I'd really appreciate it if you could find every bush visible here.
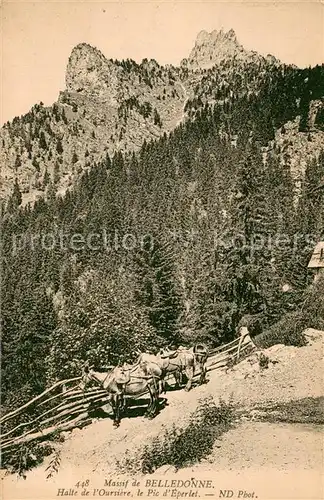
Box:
[301,276,324,330]
[237,314,264,336]
[120,397,234,474]
[254,311,307,348]
[255,277,324,349]
[2,440,58,478]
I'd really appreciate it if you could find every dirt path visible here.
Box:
[57,330,323,474]
[174,82,189,127]
[3,330,324,498]
[188,421,323,471]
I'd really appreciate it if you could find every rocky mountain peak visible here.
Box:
[196,28,239,46]
[184,28,252,69]
[69,42,106,61]
[65,42,120,100]
[1,29,320,208]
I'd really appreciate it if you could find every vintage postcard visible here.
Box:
[1,0,323,499]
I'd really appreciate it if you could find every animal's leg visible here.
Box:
[110,394,116,414]
[196,359,205,384]
[144,385,153,417]
[199,365,204,384]
[200,363,207,384]
[112,394,121,427]
[158,378,166,394]
[120,394,127,414]
[145,386,154,418]
[184,366,194,391]
[148,386,159,419]
[179,369,185,387]
[174,371,181,389]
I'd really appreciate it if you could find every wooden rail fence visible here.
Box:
[0,333,256,454]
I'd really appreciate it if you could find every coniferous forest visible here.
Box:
[2,56,324,415]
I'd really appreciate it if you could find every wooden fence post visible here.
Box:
[236,327,256,362]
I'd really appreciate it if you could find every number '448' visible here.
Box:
[75,480,89,488]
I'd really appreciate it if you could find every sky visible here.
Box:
[1,0,323,125]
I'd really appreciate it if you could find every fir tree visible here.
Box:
[8,178,22,210]
[56,138,63,154]
[39,131,47,149]
[72,152,78,164]
[133,234,182,343]
[43,168,50,187]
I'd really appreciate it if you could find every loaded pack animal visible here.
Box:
[157,343,209,391]
[192,343,209,385]
[135,352,170,394]
[79,361,161,428]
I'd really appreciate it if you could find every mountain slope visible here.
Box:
[3,29,323,205]
[2,31,324,476]
[0,45,186,204]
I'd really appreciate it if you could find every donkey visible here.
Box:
[79,362,160,428]
[135,352,171,394]
[157,347,196,391]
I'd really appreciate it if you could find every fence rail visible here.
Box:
[0,333,256,452]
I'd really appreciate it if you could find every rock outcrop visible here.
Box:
[182,28,269,69]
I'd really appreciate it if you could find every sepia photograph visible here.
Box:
[1,0,323,499]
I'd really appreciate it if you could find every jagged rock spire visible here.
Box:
[183,28,249,69]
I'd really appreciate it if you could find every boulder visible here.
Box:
[154,465,177,475]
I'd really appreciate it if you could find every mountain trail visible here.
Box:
[3,329,323,493]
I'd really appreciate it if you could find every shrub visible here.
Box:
[301,276,324,330]
[121,397,234,474]
[237,314,264,336]
[2,440,58,478]
[255,277,324,349]
[254,311,307,348]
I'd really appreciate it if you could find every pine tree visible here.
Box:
[133,234,182,344]
[153,108,162,127]
[315,106,324,130]
[53,162,60,184]
[43,168,50,187]
[222,144,271,326]
[2,279,56,402]
[46,269,158,380]
[56,138,63,154]
[39,131,47,149]
[299,154,324,235]
[8,178,22,210]
[62,108,68,124]
[14,155,21,171]
[46,181,57,205]
[289,154,324,292]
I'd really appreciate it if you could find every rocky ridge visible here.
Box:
[0,44,187,204]
[1,30,323,205]
[182,28,268,69]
